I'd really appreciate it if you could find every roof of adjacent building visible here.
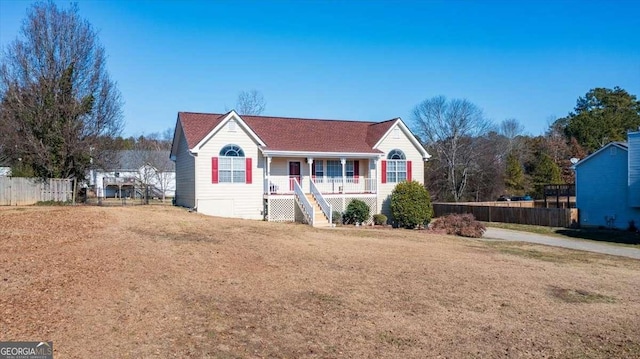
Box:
[108,150,174,171]
[573,141,628,169]
[176,112,402,154]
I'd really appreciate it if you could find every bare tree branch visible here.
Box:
[235,89,266,115]
[412,96,494,202]
[0,2,123,180]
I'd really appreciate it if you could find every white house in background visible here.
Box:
[0,167,11,176]
[89,150,176,199]
[170,110,430,226]
[574,131,640,229]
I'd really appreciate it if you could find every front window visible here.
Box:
[219,145,245,183]
[387,149,406,183]
[314,160,324,182]
[346,161,354,177]
[324,160,355,178]
[326,160,342,178]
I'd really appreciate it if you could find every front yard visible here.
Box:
[1,206,639,358]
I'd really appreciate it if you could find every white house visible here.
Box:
[90,150,176,199]
[574,132,640,229]
[170,111,430,226]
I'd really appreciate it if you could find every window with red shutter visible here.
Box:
[211,157,219,184]
[245,158,252,184]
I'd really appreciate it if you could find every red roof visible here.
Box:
[177,112,398,154]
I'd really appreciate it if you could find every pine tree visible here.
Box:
[504,152,524,194]
[532,154,562,198]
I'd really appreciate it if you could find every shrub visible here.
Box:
[430,213,486,238]
[373,214,388,226]
[332,210,342,225]
[390,181,432,228]
[343,199,370,225]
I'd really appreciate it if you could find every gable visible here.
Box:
[373,120,430,160]
[574,142,628,169]
[191,112,265,154]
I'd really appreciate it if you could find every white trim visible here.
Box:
[170,115,184,161]
[373,118,431,161]
[261,149,382,158]
[191,111,266,153]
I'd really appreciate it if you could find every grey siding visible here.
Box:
[174,130,196,208]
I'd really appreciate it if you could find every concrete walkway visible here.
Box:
[483,227,640,260]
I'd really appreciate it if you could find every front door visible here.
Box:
[289,161,301,191]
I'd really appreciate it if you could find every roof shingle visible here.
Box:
[178,112,397,154]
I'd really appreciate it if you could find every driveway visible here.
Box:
[483,227,640,260]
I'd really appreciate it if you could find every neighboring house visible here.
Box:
[0,167,10,176]
[574,132,640,229]
[90,150,176,199]
[170,110,430,226]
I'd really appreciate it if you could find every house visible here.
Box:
[574,132,640,229]
[89,150,176,200]
[170,110,430,226]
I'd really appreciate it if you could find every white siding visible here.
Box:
[576,144,640,229]
[374,123,426,218]
[174,130,196,208]
[195,121,265,219]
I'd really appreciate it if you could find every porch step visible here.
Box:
[305,194,331,227]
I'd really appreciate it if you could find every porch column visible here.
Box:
[371,159,377,193]
[307,157,313,192]
[266,156,272,221]
[341,158,346,210]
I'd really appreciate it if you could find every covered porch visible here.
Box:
[262,156,379,196]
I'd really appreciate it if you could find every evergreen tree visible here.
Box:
[531,154,562,198]
[504,152,524,194]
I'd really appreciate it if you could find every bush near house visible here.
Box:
[373,214,388,226]
[431,213,486,238]
[390,181,432,228]
[332,210,342,225]
[343,199,370,225]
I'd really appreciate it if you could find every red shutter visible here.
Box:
[311,161,316,180]
[245,158,252,184]
[381,160,387,184]
[353,160,359,184]
[407,160,412,182]
[211,157,219,184]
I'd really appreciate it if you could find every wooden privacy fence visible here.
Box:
[0,177,74,206]
[433,203,579,228]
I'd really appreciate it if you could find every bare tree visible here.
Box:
[130,133,174,202]
[412,96,493,202]
[235,90,266,115]
[499,118,525,155]
[0,2,123,180]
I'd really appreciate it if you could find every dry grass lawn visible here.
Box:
[1,205,639,358]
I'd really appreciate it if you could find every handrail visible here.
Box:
[310,178,332,225]
[293,178,314,225]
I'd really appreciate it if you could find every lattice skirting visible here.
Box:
[268,196,377,223]
[268,197,295,222]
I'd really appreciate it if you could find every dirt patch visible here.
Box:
[549,286,617,303]
[1,205,639,358]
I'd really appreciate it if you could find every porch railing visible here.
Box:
[312,177,376,194]
[293,178,314,225]
[264,176,296,194]
[310,179,332,225]
[264,176,376,195]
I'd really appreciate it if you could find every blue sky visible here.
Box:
[1,0,638,137]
